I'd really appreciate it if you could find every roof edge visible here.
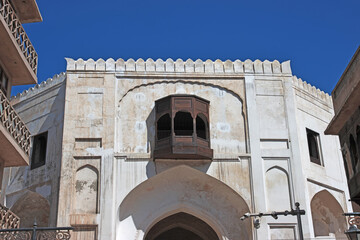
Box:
[65,57,292,75]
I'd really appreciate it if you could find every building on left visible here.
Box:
[0,0,41,228]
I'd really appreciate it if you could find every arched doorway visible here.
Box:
[118,165,251,240]
[145,212,219,240]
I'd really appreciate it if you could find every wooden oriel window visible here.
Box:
[154,95,213,159]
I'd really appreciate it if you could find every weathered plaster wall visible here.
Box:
[59,58,351,240]
[115,80,247,157]
[56,70,116,240]
[293,76,352,239]
[2,57,351,240]
[2,73,66,227]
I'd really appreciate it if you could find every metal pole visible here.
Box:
[295,202,304,240]
[32,220,37,240]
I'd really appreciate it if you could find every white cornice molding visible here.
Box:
[65,57,292,75]
[11,72,66,102]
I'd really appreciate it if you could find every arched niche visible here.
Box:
[265,167,291,211]
[311,190,347,238]
[11,191,50,227]
[118,165,251,240]
[74,165,99,214]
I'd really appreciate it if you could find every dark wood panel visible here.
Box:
[174,98,192,110]
[154,94,213,160]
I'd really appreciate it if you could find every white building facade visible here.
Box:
[2,58,352,239]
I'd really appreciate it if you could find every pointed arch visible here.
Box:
[310,190,346,238]
[11,191,50,227]
[117,165,252,240]
[145,212,219,240]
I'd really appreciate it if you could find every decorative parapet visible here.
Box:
[292,76,332,104]
[0,204,20,229]
[11,72,66,102]
[66,58,292,75]
[0,89,30,156]
[0,0,38,75]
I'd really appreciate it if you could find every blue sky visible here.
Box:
[12,0,360,95]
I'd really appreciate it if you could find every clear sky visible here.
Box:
[12,0,360,95]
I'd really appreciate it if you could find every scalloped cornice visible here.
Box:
[11,72,66,102]
[65,58,292,75]
[292,76,332,104]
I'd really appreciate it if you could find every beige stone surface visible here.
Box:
[2,57,351,240]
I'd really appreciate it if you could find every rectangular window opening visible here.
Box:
[0,65,9,96]
[306,128,323,166]
[31,131,48,170]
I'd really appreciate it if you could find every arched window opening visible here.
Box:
[307,129,321,165]
[174,111,193,136]
[157,114,171,140]
[350,134,358,171]
[196,114,208,140]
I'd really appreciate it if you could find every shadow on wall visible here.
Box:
[311,190,347,239]
[118,165,252,240]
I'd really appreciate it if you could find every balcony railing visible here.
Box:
[0,89,31,156]
[0,204,20,229]
[0,0,38,75]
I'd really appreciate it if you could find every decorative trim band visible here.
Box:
[65,58,292,75]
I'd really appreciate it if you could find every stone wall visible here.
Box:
[2,73,66,227]
[2,57,351,240]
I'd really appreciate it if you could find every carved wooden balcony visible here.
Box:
[0,203,20,229]
[0,0,38,85]
[154,95,213,160]
[0,89,30,167]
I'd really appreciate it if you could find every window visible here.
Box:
[31,132,48,169]
[350,134,358,172]
[174,111,193,136]
[154,95,213,159]
[157,114,171,140]
[0,66,9,96]
[357,126,360,160]
[196,114,208,140]
[306,128,322,165]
